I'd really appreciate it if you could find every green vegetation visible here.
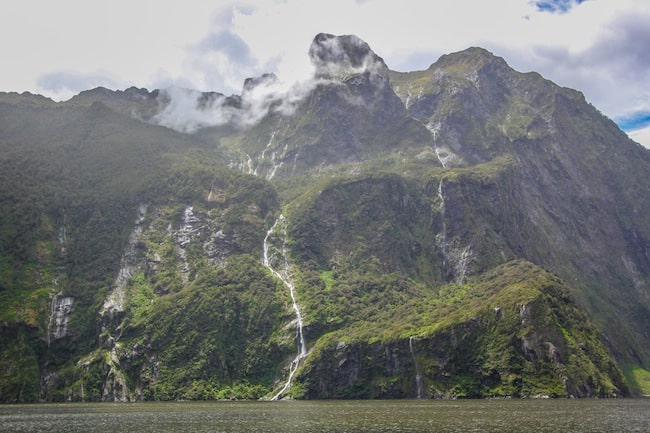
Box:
[118,254,288,400]
[0,326,40,402]
[624,366,650,396]
[0,95,285,401]
[297,261,627,398]
[1,41,649,401]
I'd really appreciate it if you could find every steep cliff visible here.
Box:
[1,34,648,401]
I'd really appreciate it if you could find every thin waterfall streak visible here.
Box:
[263,214,307,399]
[409,336,424,399]
[46,293,57,347]
[438,178,447,272]
[282,239,307,358]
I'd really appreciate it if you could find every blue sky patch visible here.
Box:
[615,112,650,132]
[535,0,587,14]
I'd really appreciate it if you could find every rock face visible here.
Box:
[0,34,648,401]
[227,34,434,180]
[389,47,650,365]
[309,33,390,80]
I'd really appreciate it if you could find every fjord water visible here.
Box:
[1,399,648,433]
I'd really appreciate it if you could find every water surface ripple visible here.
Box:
[1,399,648,433]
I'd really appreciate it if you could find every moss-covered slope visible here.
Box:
[297,261,628,399]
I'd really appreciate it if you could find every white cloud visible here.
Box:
[220,0,650,122]
[1,0,217,99]
[152,73,322,133]
[498,0,650,119]
[152,87,236,133]
[628,127,650,149]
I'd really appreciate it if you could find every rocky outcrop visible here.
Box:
[309,33,390,82]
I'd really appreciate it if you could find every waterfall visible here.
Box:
[263,214,307,400]
[437,178,447,273]
[265,143,289,181]
[409,336,424,399]
[58,225,67,255]
[245,153,256,175]
[176,206,201,284]
[422,121,462,168]
[436,177,472,284]
[46,293,74,346]
[260,131,277,162]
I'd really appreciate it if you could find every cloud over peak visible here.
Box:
[152,69,317,133]
[152,33,396,134]
[3,1,648,146]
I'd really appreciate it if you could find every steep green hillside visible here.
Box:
[1,34,648,401]
[390,48,650,370]
[0,94,285,401]
[297,260,627,398]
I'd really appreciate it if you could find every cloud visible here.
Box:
[184,30,261,94]
[212,1,256,26]
[153,32,392,133]
[628,126,650,149]
[152,87,238,133]
[172,3,280,96]
[592,12,650,81]
[491,2,650,120]
[2,0,648,136]
[197,31,255,66]
[152,73,321,133]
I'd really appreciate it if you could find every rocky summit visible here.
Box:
[309,33,390,80]
[1,34,649,402]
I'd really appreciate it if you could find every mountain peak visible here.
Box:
[242,73,278,94]
[309,33,389,79]
[0,91,55,107]
[430,46,510,73]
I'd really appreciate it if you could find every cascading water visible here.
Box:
[436,177,472,284]
[409,336,425,399]
[176,206,201,284]
[46,293,74,346]
[423,121,463,168]
[263,214,307,400]
[437,178,447,272]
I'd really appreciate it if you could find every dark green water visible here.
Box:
[1,399,648,432]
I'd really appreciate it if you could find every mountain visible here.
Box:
[1,33,649,402]
[389,46,650,357]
